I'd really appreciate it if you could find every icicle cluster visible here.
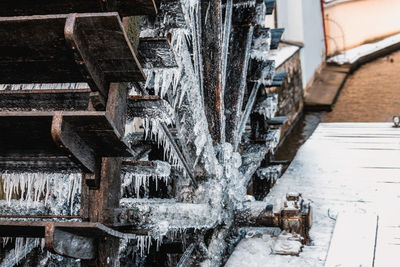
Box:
[143,68,181,100]
[265,129,281,151]
[257,165,282,181]
[143,119,186,174]
[1,237,45,266]
[254,94,278,119]
[1,172,81,215]
[122,161,171,198]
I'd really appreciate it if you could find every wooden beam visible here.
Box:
[51,112,97,173]
[0,111,132,173]
[0,13,145,98]
[0,89,91,111]
[267,116,290,126]
[201,0,223,144]
[270,28,284,50]
[45,225,96,260]
[224,22,254,143]
[127,95,174,123]
[0,0,158,16]
[138,38,178,69]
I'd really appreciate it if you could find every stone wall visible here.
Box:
[267,49,304,138]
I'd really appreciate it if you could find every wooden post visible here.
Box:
[201,0,223,144]
[81,83,127,266]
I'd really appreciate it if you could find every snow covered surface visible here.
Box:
[226,123,400,266]
[265,45,299,68]
[328,33,400,65]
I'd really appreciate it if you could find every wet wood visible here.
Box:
[127,95,174,123]
[45,225,96,260]
[0,111,132,173]
[138,38,178,68]
[0,13,144,99]
[0,0,157,16]
[269,72,287,87]
[201,0,223,144]
[0,89,91,111]
[267,116,290,126]
[270,28,284,50]
[225,21,254,144]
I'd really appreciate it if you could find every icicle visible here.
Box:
[1,172,81,214]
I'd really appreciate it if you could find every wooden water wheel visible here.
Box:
[0,0,311,266]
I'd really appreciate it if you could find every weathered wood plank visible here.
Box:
[0,111,132,173]
[0,13,144,98]
[127,95,174,123]
[270,28,284,50]
[138,38,178,68]
[0,89,91,111]
[0,0,157,16]
[202,0,223,144]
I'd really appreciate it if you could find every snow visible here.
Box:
[265,45,300,68]
[227,123,400,266]
[328,33,400,65]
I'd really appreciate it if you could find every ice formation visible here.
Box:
[1,172,81,215]
[121,160,171,198]
[254,94,278,119]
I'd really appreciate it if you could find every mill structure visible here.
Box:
[0,0,312,266]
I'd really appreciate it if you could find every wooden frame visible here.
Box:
[0,0,158,16]
[0,13,145,100]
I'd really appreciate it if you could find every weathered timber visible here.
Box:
[270,28,284,50]
[138,38,178,68]
[0,111,132,173]
[127,95,174,123]
[248,58,275,83]
[268,72,287,87]
[225,5,254,144]
[202,0,223,144]
[264,0,276,15]
[0,0,157,16]
[232,0,269,26]
[0,157,79,173]
[267,116,290,126]
[0,13,144,99]
[46,226,96,260]
[81,157,124,265]
[138,0,186,38]
[0,89,91,111]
